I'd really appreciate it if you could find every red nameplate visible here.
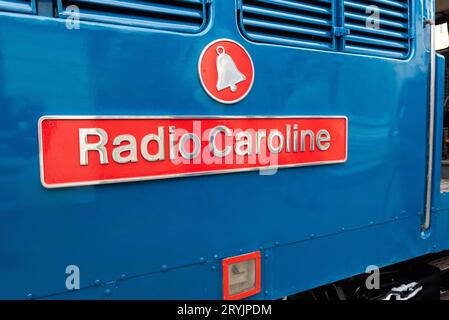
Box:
[38,116,347,188]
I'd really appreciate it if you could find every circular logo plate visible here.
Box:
[198,39,254,104]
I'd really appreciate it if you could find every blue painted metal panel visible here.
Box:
[0,0,446,299]
[268,215,435,299]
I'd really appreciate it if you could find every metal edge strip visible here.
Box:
[423,20,436,231]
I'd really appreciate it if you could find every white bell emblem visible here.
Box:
[216,46,246,92]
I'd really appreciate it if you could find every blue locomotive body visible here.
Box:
[0,0,447,299]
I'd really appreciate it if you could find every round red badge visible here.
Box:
[198,39,254,104]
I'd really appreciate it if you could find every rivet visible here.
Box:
[120,274,126,280]
[265,254,269,259]
[94,280,101,286]
[104,289,111,296]
[199,257,205,264]
[239,249,244,253]
[26,293,33,300]
[214,254,219,260]
[370,221,374,226]
[395,216,399,220]
[310,234,315,238]
[259,246,264,251]
[341,227,345,232]
[161,264,168,272]
[211,265,216,271]
[274,241,280,247]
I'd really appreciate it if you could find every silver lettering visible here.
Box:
[316,129,331,151]
[293,124,298,152]
[300,130,315,152]
[235,131,253,156]
[112,134,138,163]
[179,133,201,159]
[169,126,176,160]
[141,127,165,162]
[256,130,266,155]
[268,130,284,154]
[210,126,232,158]
[79,128,109,166]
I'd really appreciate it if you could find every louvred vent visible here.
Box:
[58,0,209,33]
[239,0,336,50]
[239,0,411,59]
[342,0,411,59]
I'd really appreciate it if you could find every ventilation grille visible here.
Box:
[58,0,208,33]
[0,0,36,13]
[239,0,336,50]
[342,0,411,59]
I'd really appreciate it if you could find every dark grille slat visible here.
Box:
[345,22,409,39]
[345,11,408,30]
[345,0,408,20]
[243,17,333,38]
[242,4,333,28]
